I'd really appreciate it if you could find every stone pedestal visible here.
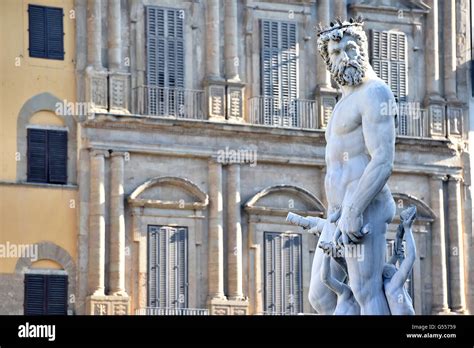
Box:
[207,297,249,315]
[425,97,446,139]
[109,72,131,114]
[85,68,108,113]
[315,87,339,128]
[86,295,130,315]
[226,82,245,121]
[206,80,227,121]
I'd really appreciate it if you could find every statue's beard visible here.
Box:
[329,56,367,86]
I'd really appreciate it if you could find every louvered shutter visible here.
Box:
[45,7,64,60]
[28,5,47,58]
[176,227,188,309]
[261,20,298,127]
[27,129,48,183]
[28,5,64,60]
[46,275,68,315]
[264,232,302,314]
[148,226,188,309]
[371,30,407,100]
[48,130,68,184]
[24,274,68,315]
[24,274,46,315]
[148,227,158,307]
[146,7,185,116]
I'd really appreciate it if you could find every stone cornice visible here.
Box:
[87,141,462,176]
[350,3,430,15]
[83,114,460,153]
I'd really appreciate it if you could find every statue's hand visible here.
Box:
[338,205,364,244]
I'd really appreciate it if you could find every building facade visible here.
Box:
[0,0,473,315]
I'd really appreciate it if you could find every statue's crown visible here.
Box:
[316,16,364,37]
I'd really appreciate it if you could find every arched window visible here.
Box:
[16,93,77,185]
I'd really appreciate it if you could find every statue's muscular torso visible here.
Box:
[324,78,393,217]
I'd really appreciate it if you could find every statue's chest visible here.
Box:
[326,94,362,137]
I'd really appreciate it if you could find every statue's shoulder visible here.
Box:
[362,78,395,101]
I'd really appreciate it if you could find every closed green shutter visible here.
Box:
[24,274,46,315]
[46,275,68,315]
[28,5,64,60]
[260,20,298,127]
[24,274,68,315]
[264,232,302,314]
[148,226,188,309]
[27,129,48,183]
[371,30,407,100]
[27,129,67,184]
[48,130,68,184]
[28,5,47,58]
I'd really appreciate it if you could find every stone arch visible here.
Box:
[392,192,436,222]
[16,92,77,183]
[128,176,209,209]
[15,241,76,312]
[244,184,326,216]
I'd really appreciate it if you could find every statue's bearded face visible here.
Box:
[327,34,367,86]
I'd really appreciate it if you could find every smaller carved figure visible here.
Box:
[382,205,417,315]
[319,241,360,315]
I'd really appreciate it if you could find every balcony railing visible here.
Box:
[249,96,318,129]
[134,85,205,120]
[397,102,429,138]
[135,307,209,316]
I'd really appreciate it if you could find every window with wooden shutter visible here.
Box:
[260,20,298,127]
[264,232,303,314]
[28,5,64,60]
[146,7,185,116]
[148,226,188,309]
[24,274,68,315]
[371,30,407,100]
[27,128,68,184]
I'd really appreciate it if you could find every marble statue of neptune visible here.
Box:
[307,17,398,315]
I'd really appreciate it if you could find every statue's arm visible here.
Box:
[344,83,396,217]
[390,224,416,288]
[388,225,405,265]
